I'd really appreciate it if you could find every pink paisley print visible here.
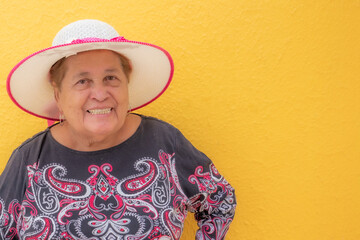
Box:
[0,150,235,239]
[189,164,236,239]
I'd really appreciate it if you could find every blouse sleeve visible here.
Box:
[174,129,236,240]
[0,148,28,239]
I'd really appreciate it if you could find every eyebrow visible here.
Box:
[104,68,121,74]
[73,68,121,78]
[74,72,90,78]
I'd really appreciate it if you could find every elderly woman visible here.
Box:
[0,20,236,239]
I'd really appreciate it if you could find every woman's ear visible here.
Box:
[53,87,64,116]
[53,87,60,102]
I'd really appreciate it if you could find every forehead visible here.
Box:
[64,50,123,70]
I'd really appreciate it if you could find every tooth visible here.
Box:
[88,108,111,114]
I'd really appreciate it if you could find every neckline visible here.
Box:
[47,114,144,154]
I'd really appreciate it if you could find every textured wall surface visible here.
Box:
[0,0,359,239]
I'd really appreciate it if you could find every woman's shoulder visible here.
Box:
[16,128,50,153]
[3,128,50,169]
[139,114,180,134]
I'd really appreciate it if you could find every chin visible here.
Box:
[83,121,121,136]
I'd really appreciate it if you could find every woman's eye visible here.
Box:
[105,76,118,81]
[77,79,88,85]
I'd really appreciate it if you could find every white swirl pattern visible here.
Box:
[0,150,236,239]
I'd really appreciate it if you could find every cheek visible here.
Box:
[114,87,129,104]
[57,92,86,113]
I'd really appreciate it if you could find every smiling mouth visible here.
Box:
[87,108,112,115]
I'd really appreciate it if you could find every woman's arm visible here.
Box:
[188,163,236,240]
[0,148,27,239]
[174,129,236,240]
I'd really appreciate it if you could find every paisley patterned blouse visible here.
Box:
[0,115,236,239]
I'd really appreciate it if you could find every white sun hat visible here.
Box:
[7,19,174,120]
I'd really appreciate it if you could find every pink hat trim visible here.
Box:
[7,38,174,121]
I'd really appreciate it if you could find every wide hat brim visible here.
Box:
[7,39,174,120]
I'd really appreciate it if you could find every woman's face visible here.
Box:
[54,50,129,138]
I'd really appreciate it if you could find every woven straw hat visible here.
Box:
[7,19,174,120]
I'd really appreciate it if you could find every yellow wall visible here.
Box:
[0,0,359,239]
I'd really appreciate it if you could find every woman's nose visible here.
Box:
[90,83,109,101]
